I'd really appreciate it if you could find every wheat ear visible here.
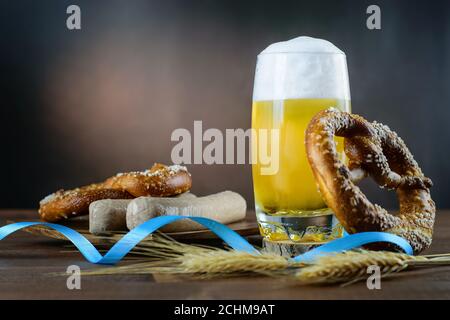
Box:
[296,250,427,285]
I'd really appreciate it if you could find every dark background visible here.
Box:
[1,0,449,210]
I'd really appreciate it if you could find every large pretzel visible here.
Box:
[305,108,435,254]
[39,163,192,222]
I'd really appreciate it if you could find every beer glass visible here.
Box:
[252,36,351,243]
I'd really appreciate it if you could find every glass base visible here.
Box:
[262,238,321,258]
[256,208,344,243]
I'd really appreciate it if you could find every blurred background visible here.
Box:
[1,0,449,209]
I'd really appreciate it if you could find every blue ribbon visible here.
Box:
[0,216,413,265]
[292,232,413,263]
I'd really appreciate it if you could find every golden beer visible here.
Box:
[252,37,351,243]
[252,99,350,241]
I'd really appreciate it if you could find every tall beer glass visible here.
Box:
[252,36,351,243]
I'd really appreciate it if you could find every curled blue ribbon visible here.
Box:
[292,232,413,263]
[0,216,413,265]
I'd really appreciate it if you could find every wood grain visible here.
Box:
[0,209,449,299]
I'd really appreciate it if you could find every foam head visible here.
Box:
[253,36,350,101]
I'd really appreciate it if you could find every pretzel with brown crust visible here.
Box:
[39,163,192,222]
[305,108,435,254]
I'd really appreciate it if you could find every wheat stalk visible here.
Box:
[295,250,428,285]
[30,223,450,285]
[84,244,450,286]
[83,236,294,277]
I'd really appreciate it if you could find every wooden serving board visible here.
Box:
[9,211,259,244]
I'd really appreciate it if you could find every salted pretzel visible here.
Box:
[39,163,192,222]
[305,108,435,254]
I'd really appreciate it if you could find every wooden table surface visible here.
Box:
[0,209,449,300]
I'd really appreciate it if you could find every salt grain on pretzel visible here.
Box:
[305,108,435,254]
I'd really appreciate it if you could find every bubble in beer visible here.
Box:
[253,36,350,101]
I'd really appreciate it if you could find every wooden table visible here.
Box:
[0,209,449,300]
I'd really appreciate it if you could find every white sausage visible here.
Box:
[126,191,246,232]
[89,199,131,235]
[88,192,196,235]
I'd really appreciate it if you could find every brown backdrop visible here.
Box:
[1,0,449,210]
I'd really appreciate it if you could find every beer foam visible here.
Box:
[253,36,350,101]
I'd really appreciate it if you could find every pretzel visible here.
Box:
[305,108,435,254]
[39,163,192,222]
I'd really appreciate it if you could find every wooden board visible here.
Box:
[8,211,259,243]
